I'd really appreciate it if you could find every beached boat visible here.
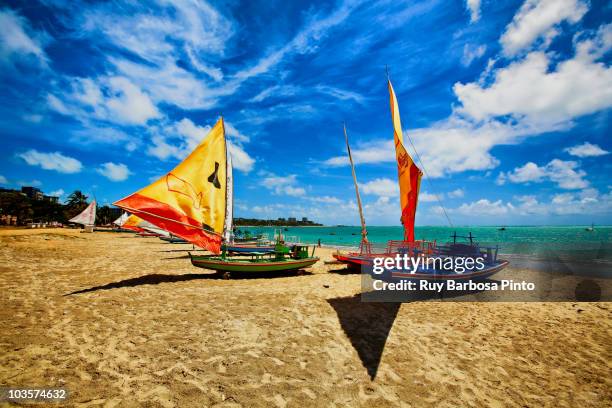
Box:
[190,244,318,276]
[334,77,508,280]
[69,199,96,233]
[114,118,318,274]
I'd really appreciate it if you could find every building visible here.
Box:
[43,195,59,203]
[288,217,296,222]
[21,186,44,200]
[302,217,308,222]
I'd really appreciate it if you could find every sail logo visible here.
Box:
[166,173,204,210]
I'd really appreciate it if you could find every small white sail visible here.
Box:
[113,212,129,226]
[139,221,171,237]
[69,200,96,226]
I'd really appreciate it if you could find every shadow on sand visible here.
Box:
[65,270,313,296]
[327,295,400,380]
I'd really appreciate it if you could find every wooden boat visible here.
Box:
[190,245,318,276]
[115,118,317,276]
[335,78,508,279]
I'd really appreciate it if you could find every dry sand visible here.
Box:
[0,228,610,407]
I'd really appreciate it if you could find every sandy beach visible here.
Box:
[0,228,610,407]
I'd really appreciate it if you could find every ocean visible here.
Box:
[240,225,612,261]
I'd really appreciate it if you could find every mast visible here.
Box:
[222,117,234,244]
[344,123,370,254]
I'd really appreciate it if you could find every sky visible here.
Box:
[0,0,611,226]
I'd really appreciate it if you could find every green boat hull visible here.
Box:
[190,255,319,273]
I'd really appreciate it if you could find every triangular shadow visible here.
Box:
[327,295,400,380]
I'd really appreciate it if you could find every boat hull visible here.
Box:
[160,236,188,243]
[389,260,509,282]
[226,245,275,253]
[190,255,319,273]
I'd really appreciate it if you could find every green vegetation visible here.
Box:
[234,217,322,226]
[0,189,119,225]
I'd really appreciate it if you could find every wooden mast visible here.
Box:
[344,123,371,254]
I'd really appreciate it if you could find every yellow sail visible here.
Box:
[388,80,422,242]
[114,118,228,253]
[121,214,144,231]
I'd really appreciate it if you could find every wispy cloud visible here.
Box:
[19,150,82,174]
[0,9,48,67]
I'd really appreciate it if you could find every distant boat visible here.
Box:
[498,226,506,231]
[585,223,594,232]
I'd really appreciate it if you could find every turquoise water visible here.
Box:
[240,225,612,257]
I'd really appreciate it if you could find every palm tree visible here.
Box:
[65,190,89,220]
[66,190,88,208]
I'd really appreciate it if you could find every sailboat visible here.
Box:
[69,200,96,232]
[585,223,594,232]
[113,118,318,275]
[335,77,508,281]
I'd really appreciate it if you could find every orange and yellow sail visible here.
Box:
[114,118,228,253]
[121,214,145,232]
[388,80,422,242]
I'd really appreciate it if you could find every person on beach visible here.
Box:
[318,239,321,247]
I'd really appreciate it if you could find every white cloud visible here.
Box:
[111,57,236,110]
[420,191,441,202]
[48,188,65,197]
[78,0,233,65]
[48,76,161,126]
[454,199,513,216]
[500,0,588,56]
[234,0,357,81]
[308,195,342,204]
[105,77,160,125]
[448,188,465,198]
[565,142,609,158]
[315,85,365,104]
[147,135,181,161]
[228,142,255,173]
[0,175,7,184]
[360,178,398,197]
[454,37,612,126]
[249,85,299,103]
[162,118,255,173]
[461,44,486,66]
[261,173,305,196]
[0,9,47,65]
[96,162,131,181]
[19,150,82,174]
[499,159,589,189]
[465,0,481,23]
[451,188,612,218]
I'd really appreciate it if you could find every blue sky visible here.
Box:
[0,0,611,226]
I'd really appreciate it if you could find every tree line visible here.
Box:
[0,190,118,225]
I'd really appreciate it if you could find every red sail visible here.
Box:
[388,80,422,242]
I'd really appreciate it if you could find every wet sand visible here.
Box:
[0,228,610,407]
